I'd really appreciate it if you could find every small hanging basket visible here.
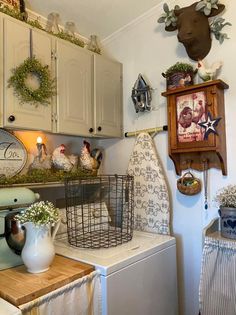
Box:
[177,171,201,196]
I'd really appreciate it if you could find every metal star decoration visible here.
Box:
[198,112,221,140]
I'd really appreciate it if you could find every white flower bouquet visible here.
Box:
[15,201,60,226]
[214,185,236,208]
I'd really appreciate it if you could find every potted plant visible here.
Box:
[162,62,197,90]
[15,201,60,273]
[214,185,236,239]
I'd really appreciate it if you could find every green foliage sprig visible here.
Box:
[15,201,60,226]
[163,62,195,77]
[27,19,44,30]
[195,0,219,16]
[54,31,85,48]
[214,185,236,208]
[157,3,180,28]
[210,17,232,44]
[8,56,55,105]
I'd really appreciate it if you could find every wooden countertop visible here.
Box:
[0,254,94,306]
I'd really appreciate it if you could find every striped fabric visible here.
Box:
[199,236,236,315]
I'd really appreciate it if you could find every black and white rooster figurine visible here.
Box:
[52,144,78,172]
[197,60,223,82]
[80,140,103,173]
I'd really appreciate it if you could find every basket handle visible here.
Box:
[181,171,195,185]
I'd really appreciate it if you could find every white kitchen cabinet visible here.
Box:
[94,55,123,137]
[55,40,93,136]
[1,13,123,138]
[56,43,123,138]
[3,17,53,131]
[0,14,3,128]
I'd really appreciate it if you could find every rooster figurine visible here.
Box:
[197,60,223,82]
[80,140,103,172]
[52,144,78,172]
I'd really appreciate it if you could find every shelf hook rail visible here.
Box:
[124,125,168,138]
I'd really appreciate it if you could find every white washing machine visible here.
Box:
[55,231,178,315]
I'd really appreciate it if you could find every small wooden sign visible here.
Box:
[0,129,27,178]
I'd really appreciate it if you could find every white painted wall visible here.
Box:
[98,0,236,314]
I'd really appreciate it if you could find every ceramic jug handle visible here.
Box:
[52,220,60,241]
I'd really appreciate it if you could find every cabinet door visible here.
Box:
[94,55,123,137]
[0,15,3,127]
[3,18,52,131]
[56,40,93,136]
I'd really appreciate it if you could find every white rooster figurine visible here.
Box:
[197,60,223,82]
[80,140,103,173]
[52,144,78,172]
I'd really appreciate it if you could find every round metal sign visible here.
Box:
[0,129,27,178]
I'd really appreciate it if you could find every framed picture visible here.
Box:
[0,0,19,8]
[177,91,206,143]
[166,85,216,151]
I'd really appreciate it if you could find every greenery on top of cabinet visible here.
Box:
[54,31,85,48]
[0,4,85,48]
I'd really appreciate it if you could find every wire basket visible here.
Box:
[64,175,134,248]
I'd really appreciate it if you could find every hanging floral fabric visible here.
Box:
[127,132,170,234]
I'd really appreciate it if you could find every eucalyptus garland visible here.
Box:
[8,56,56,105]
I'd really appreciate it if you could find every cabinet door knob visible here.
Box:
[97,126,102,131]
[8,115,15,122]
[89,128,94,133]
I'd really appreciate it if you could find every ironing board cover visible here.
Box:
[127,132,170,234]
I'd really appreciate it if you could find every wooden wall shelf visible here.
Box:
[162,80,229,175]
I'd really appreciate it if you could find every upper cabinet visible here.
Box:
[0,13,123,138]
[3,17,53,131]
[94,55,123,137]
[0,14,3,128]
[56,40,93,136]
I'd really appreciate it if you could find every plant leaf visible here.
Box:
[163,3,169,13]
[195,2,206,11]
[219,35,224,44]
[212,4,218,10]
[204,7,211,15]
[157,16,166,23]
[223,22,232,27]
[216,17,224,23]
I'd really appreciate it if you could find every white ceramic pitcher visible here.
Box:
[21,220,60,273]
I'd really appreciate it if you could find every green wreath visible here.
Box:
[8,56,56,105]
